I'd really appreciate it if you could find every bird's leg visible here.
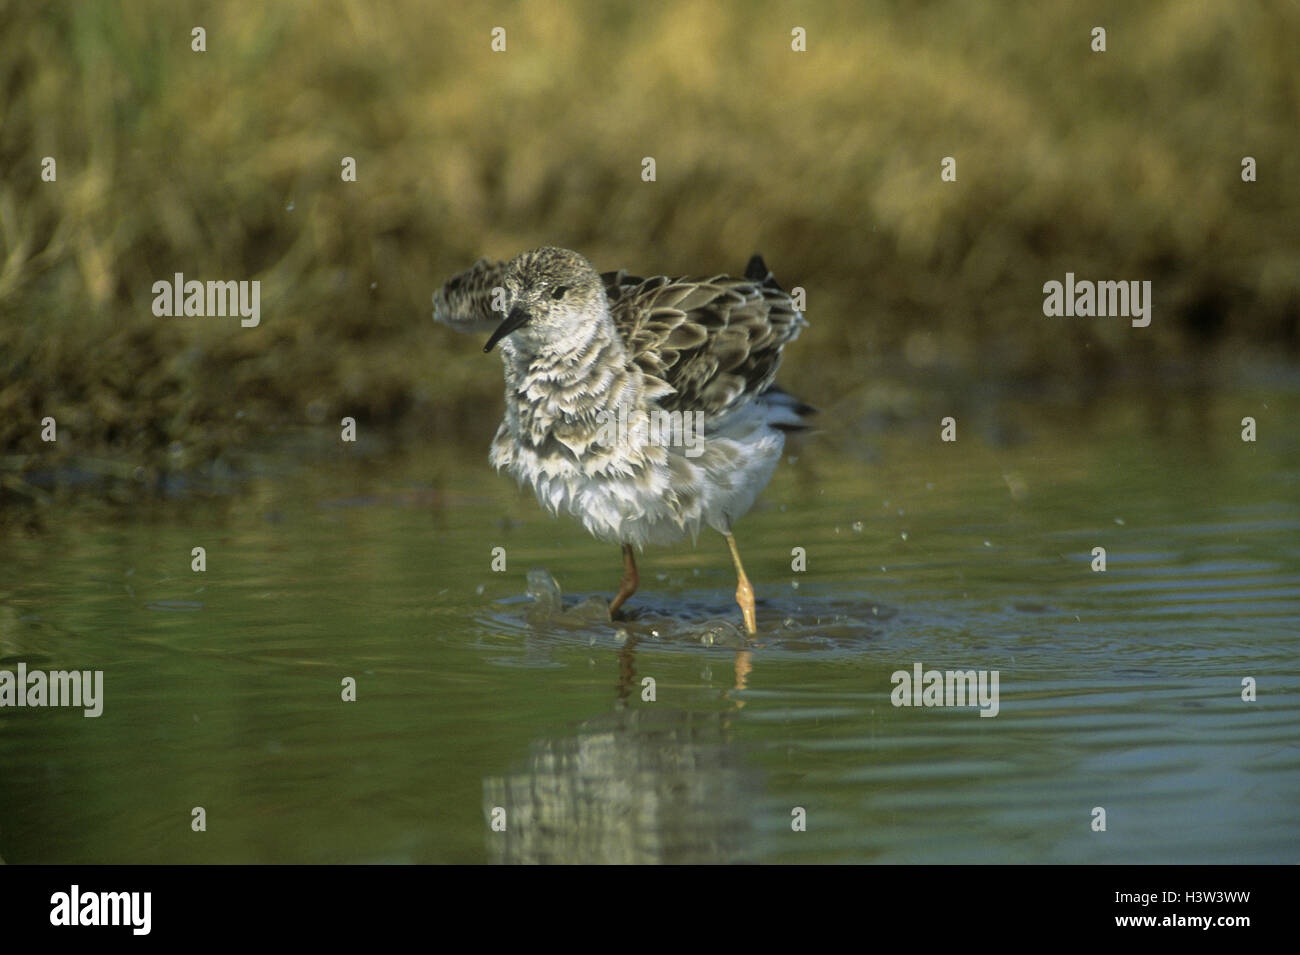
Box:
[725,533,758,635]
[608,543,639,619]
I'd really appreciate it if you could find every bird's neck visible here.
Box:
[500,315,642,436]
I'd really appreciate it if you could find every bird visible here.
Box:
[433,246,812,635]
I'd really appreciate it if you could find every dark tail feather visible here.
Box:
[744,253,785,292]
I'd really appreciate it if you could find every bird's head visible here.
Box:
[483,247,608,355]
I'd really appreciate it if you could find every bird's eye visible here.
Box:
[551,285,568,300]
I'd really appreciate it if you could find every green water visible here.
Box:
[1,383,1297,863]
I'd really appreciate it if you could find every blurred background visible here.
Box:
[2,0,1297,505]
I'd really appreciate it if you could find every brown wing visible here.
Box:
[604,255,806,420]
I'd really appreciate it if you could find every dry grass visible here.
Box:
[1,0,1297,497]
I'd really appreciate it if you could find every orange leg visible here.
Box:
[608,544,639,618]
[725,533,758,635]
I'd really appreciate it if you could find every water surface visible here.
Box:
[1,383,1297,863]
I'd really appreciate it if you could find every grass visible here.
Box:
[1,0,1296,508]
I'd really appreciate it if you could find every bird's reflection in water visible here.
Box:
[483,639,760,864]
[613,633,753,708]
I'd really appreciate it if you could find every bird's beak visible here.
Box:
[483,305,531,353]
